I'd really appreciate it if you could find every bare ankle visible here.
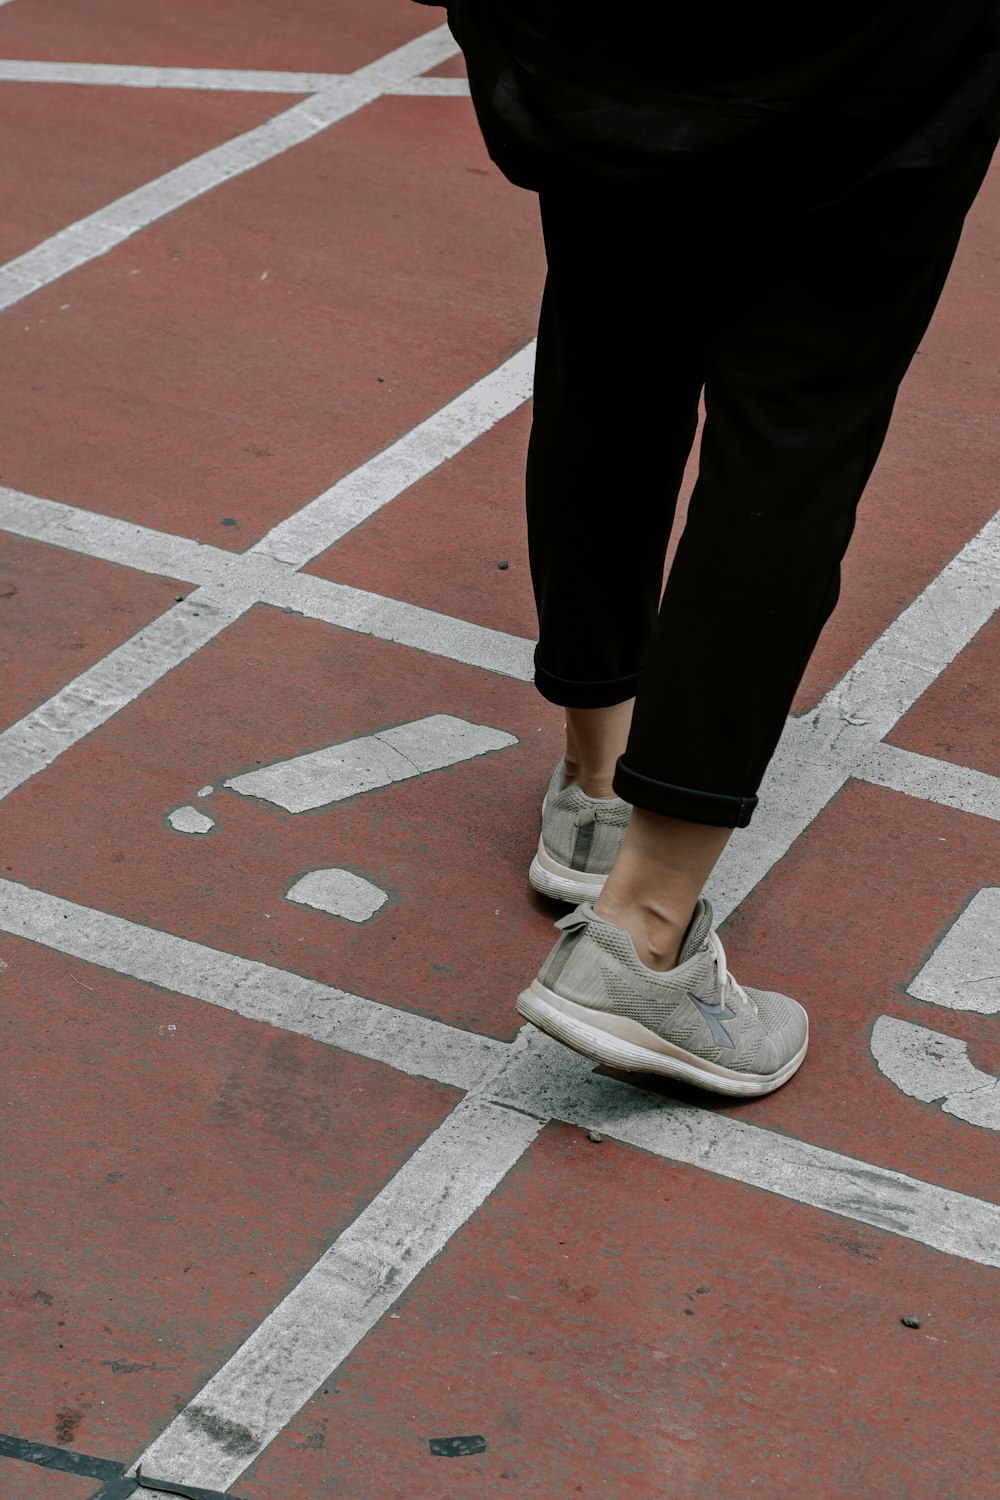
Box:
[592,894,687,972]
[563,758,618,800]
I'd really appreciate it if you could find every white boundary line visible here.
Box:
[0,879,503,1091]
[0,59,470,95]
[857,742,1000,823]
[131,1098,543,1491]
[251,341,535,565]
[0,24,459,312]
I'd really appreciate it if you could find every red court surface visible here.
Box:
[1,5,998,1499]
[0,535,183,732]
[0,83,298,265]
[2,938,459,1464]
[0,95,543,547]
[237,1127,1000,1500]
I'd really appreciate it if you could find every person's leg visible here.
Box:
[525,190,705,902]
[615,130,997,827]
[527,191,704,715]
[519,131,995,1092]
[563,700,635,799]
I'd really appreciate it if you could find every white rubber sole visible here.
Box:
[528,838,607,904]
[516,980,809,1097]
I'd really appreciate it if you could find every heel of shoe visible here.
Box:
[529,849,606,904]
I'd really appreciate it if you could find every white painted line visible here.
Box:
[392,76,470,96]
[276,572,536,681]
[871,1016,1000,1132]
[225,715,517,811]
[251,341,536,565]
[483,1028,1000,1266]
[0,60,472,95]
[908,888,1000,1014]
[0,23,459,312]
[167,805,215,835]
[0,590,243,801]
[0,60,348,91]
[708,507,1000,922]
[0,877,503,1092]
[857,741,1000,822]
[285,869,387,922]
[0,485,537,680]
[130,1098,542,1491]
[3,873,998,1271]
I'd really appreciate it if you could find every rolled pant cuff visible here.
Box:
[534,652,642,710]
[613,758,758,829]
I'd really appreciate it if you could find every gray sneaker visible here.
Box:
[517,898,808,1096]
[528,762,631,903]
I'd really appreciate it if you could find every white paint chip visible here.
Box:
[224,715,516,811]
[196,784,214,798]
[168,806,215,835]
[286,869,387,922]
[871,1016,1000,1132]
[908,888,1000,1014]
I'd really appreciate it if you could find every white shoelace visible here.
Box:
[708,930,760,1017]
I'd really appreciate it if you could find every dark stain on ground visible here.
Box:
[55,1407,85,1444]
[184,1403,259,1458]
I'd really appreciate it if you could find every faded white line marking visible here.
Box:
[0,60,472,95]
[392,76,470,96]
[871,1016,1000,1132]
[251,341,536,565]
[286,869,387,922]
[483,1028,1000,1266]
[0,24,459,312]
[0,590,244,801]
[225,715,517,811]
[908,888,1000,1015]
[3,876,998,1270]
[130,1099,541,1491]
[167,806,215,835]
[0,878,502,1092]
[857,741,1000,823]
[0,60,347,91]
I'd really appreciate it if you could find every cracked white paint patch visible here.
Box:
[223,715,516,812]
[168,806,215,835]
[286,869,387,922]
[908,888,1000,1014]
[871,1016,1000,1132]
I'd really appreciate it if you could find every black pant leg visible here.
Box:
[527,193,704,707]
[615,129,996,826]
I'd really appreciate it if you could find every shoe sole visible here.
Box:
[529,838,607,903]
[516,980,809,1097]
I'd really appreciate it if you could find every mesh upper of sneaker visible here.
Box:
[538,899,805,1075]
[540,762,631,874]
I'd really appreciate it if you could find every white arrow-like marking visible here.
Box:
[224,715,517,812]
[871,1016,1000,1132]
[908,888,1000,1015]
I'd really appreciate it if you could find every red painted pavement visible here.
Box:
[0,83,298,266]
[0,935,459,1463]
[0,0,435,75]
[236,1124,1000,1500]
[0,535,183,733]
[0,95,543,549]
[0,607,560,1040]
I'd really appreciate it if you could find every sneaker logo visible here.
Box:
[687,991,737,1049]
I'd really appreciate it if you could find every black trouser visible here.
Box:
[527,129,995,827]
